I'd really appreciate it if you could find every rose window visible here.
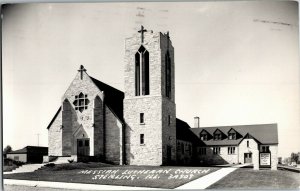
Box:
[73,92,89,112]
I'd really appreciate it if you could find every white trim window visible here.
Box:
[228,147,236,154]
[213,147,220,155]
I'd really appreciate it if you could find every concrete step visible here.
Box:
[10,164,45,173]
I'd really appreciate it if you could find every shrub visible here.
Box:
[68,159,74,163]
[45,163,55,167]
[13,160,25,166]
[4,158,14,166]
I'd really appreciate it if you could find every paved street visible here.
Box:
[4,185,84,191]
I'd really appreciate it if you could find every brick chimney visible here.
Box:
[194,117,200,128]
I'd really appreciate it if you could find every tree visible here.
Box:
[291,152,299,164]
[3,145,12,154]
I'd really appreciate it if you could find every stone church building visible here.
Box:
[47,27,278,169]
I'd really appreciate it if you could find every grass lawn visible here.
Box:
[4,162,219,189]
[208,167,300,189]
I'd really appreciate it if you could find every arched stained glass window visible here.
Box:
[165,51,171,98]
[135,45,149,96]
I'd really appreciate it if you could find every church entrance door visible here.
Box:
[77,138,90,156]
[244,153,252,163]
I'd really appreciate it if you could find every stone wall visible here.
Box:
[124,31,176,165]
[196,146,238,165]
[160,33,175,102]
[269,145,278,170]
[162,97,176,164]
[160,33,177,165]
[176,140,193,165]
[62,72,100,156]
[48,70,122,164]
[93,95,105,159]
[62,99,74,156]
[124,32,161,98]
[238,138,259,169]
[105,105,123,165]
[124,96,163,165]
[48,109,62,156]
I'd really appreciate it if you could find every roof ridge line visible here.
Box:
[90,76,124,94]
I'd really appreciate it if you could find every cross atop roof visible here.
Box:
[138,25,147,43]
[78,65,86,80]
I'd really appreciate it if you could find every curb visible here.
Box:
[4,179,164,190]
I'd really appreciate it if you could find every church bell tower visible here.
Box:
[124,26,176,165]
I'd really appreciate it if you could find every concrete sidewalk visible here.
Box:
[4,179,164,190]
[4,164,45,174]
[175,163,250,189]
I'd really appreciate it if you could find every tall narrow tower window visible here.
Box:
[135,53,140,96]
[165,51,171,98]
[140,134,145,145]
[140,113,144,124]
[135,45,149,96]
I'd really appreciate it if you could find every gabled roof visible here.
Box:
[90,77,124,123]
[190,123,278,146]
[47,106,61,129]
[228,127,237,134]
[199,129,209,134]
[213,128,223,134]
[176,118,203,146]
[47,76,125,129]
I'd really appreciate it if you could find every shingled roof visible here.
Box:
[47,106,61,129]
[190,123,278,146]
[90,76,124,123]
[176,118,204,146]
[8,146,48,154]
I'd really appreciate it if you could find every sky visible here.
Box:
[2,1,299,158]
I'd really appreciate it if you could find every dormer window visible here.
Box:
[200,134,208,141]
[214,133,222,140]
[200,130,209,141]
[228,128,238,140]
[228,133,236,140]
[213,129,223,140]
